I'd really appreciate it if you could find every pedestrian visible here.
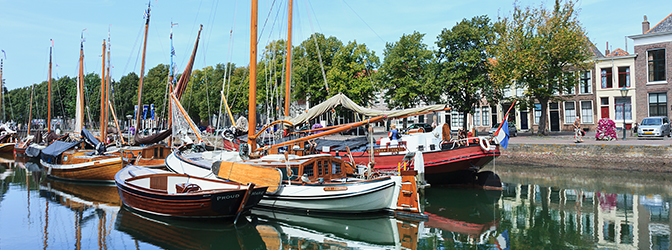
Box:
[573,116,583,143]
[388,124,400,143]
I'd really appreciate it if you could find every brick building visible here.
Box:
[628,14,672,122]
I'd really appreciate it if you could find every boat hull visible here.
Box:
[259,176,398,214]
[115,165,267,218]
[41,153,124,183]
[339,144,500,185]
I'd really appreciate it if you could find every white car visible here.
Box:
[637,116,671,137]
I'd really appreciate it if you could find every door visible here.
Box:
[550,111,560,131]
[520,111,529,130]
[601,106,610,119]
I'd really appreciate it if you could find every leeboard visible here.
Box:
[212,161,282,193]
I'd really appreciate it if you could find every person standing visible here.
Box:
[389,124,400,141]
[573,116,583,143]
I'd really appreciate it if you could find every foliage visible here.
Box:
[595,118,617,141]
[378,31,435,110]
[326,40,379,107]
[434,15,497,130]
[489,0,593,135]
[293,33,343,106]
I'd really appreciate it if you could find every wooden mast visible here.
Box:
[99,40,107,143]
[248,0,258,150]
[27,85,34,135]
[47,45,52,133]
[76,33,85,133]
[0,58,3,122]
[135,2,150,135]
[284,0,293,117]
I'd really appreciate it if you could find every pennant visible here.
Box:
[1,50,5,60]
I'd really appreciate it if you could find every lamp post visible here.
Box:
[620,86,629,140]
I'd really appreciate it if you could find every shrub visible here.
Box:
[595,118,617,141]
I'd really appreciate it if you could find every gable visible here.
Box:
[647,13,672,34]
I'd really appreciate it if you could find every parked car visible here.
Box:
[637,116,671,137]
[405,123,433,134]
[488,122,518,137]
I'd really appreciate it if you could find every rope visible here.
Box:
[302,1,329,94]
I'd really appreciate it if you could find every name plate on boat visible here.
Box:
[323,186,348,191]
[368,147,405,154]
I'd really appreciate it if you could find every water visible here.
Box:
[1,158,671,249]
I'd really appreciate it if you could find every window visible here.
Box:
[601,68,613,88]
[534,104,542,124]
[566,84,576,95]
[482,106,490,127]
[581,101,593,123]
[474,108,481,127]
[649,93,668,117]
[615,97,631,122]
[580,71,591,94]
[564,102,576,123]
[618,67,630,88]
[504,88,511,98]
[304,163,314,177]
[451,111,464,129]
[601,97,609,106]
[648,49,666,82]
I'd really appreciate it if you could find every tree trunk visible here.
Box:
[462,110,469,131]
[538,98,550,135]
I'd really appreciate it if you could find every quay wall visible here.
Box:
[497,143,672,172]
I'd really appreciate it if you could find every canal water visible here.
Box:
[1,158,670,249]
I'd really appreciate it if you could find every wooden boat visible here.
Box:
[40,133,123,183]
[114,206,268,250]
[115,164,267,218]
[39,39,123,183]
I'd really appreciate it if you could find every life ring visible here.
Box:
[479,138,492,151]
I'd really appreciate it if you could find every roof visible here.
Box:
[588,43,604,58]
[646,13,672,34]
[606,48,629,57]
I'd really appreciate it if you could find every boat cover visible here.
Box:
[288,93,450,127]
[40,140,81,158]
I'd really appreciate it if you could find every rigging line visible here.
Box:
[340,0,386,44]
[302,1,329,94]
[258,0,280,44]
[123,23,145,76]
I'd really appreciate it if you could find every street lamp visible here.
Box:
[620,86,629,140]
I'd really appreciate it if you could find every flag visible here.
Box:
[1,50,5,59]
[495,119,510,149]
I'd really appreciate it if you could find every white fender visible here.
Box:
[479,137,492,151]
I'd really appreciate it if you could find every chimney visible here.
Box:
[642,15,650,34]
[605,41,610,56]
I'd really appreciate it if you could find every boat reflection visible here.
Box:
[114,206,267,250]
[421,187,504,248]
[38,178,121,250]
[253,209,422,249]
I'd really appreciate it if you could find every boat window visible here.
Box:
[324,161,329,175]
[332,162,341,174]
[317,161,323,176]
[304,163,314,177]
[291,167,300,180]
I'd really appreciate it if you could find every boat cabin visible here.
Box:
[250,154,355,183]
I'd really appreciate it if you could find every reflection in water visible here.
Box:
[253,209,419,249]
[115,206,267,250]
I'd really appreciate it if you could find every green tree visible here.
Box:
[490,0,592,135]
[114,72,139,123]
[435,15,497,130]
[293,33,343,106]
[327,40,380,107]
[378,31,435,127]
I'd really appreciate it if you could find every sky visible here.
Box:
[0,0,670,91]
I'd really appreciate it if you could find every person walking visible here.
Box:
[573,116,583,143]
[389,124,400,140]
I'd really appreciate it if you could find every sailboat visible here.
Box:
[39,36,124,183]
[0,58,17,153]
[165,0,422,215]
[106,4,173,168]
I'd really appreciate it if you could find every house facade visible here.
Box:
[595,48,637,130]
[629,14,672,122]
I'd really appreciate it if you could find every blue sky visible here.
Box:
[0,0,670,91]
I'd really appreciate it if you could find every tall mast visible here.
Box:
[28,85,34,135]
[75,32,85,134]
[99,40,107,143]
[135,2,150,132]
[248,0,258,150]
[106,27,111,128]
[0,57,3,122]
[284,0,293,117]
[47,42,52,133]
